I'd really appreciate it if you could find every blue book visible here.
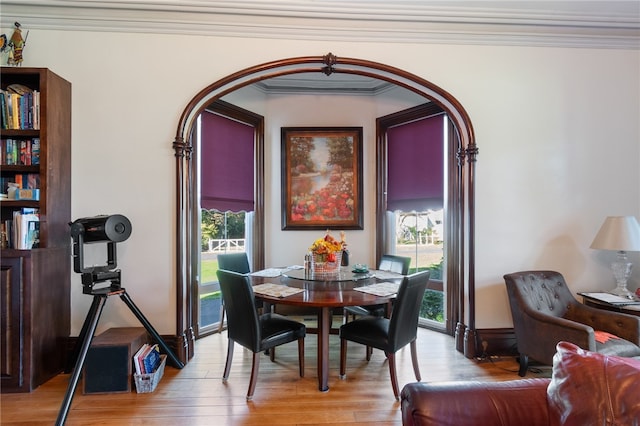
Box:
[31,138,40,165]
[0,91,6,129]
[142,344,161,374]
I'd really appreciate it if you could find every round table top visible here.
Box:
[250,268,401,308]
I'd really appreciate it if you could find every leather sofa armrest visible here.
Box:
[401,379,551,426]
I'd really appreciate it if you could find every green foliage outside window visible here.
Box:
[201,210,246,250]
[426,258,443,280]
[421,290,444,322]
[413,257,444,322]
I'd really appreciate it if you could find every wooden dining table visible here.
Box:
[249,268,402,392]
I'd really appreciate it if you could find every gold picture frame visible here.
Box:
[281,127,363,230]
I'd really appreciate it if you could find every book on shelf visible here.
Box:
[0,93,5,130]
[2,138,18,165]
[19,140,31,165]
[26,220,39,248]
[27,173,40,189]
[1,222,9,249]
[3,174,40,197]
[11,209,40,249]
[0,177,13,194]
[31,138,40,164]
[1,138,40,166]
[11,93,19,130]
[15,188,40,200]
[0,85,40,130]
[6,84,34,96]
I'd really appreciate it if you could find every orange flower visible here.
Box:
[309,230,343,257]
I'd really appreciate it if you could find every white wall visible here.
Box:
[7,28,639,334]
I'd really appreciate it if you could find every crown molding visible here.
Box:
[1,1,638,49]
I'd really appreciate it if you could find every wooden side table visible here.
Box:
[579,292,640,318]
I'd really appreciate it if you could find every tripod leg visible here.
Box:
[64,294,103,373]
[56,295,107,426]
[119,290,185,369]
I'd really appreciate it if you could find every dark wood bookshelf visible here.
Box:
[1,67,71,392]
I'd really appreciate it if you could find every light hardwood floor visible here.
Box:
[1,326,538,425]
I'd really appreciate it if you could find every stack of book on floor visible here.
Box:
[132,343,167,393]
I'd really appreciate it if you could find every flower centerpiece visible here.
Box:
[309,230,345,273]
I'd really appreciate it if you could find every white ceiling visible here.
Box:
[2,0,639,49]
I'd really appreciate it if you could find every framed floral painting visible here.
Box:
[281,127,363,230]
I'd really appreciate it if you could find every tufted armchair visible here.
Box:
[503,270,640,376]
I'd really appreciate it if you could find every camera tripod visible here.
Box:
[57,215,184,425]
[56,270,185,425]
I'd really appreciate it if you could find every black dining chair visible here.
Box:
[378,254,412,275]
[216,269,306,400]
[216,252,254,332]
[339,270,430,400]
[343,254,412,322]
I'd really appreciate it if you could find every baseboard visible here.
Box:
[475,328,518,358]
[65,332,188,369]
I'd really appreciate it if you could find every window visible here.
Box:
[193,101,264,337]
[377,103,458,333]
[387,112,446,327]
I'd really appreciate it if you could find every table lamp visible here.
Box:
[590,216,640,299]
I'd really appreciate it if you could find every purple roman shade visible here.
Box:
[387,114,444,212]
[200,111,255,212]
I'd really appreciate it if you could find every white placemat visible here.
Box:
[252,283,305,298]
[250,268,286,278]
[250,265,305,278]
[354,281,400,297]
[372,270,405,280]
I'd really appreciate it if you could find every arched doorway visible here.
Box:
[173,53,477,363]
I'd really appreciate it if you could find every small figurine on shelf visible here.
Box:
[8,22,28,66]
[0,33,9,66]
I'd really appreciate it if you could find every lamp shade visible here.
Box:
[590,216,640,252]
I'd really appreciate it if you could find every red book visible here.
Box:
[24,140,31,165]
[19,140,26,165]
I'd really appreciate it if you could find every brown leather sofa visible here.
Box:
[400,341,640,426]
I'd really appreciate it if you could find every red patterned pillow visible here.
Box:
[547,341,640,426]
[594,330,640,357]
